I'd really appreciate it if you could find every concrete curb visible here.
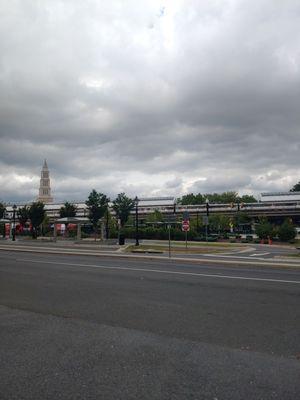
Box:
[1,244,300,269]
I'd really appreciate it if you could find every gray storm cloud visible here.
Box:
[0,0,299,203]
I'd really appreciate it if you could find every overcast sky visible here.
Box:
[0,0,299,203]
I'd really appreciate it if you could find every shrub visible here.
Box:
[255,221,275,239]
[278,220,296,242]
[193,236,206,242]
[207,236,218,242]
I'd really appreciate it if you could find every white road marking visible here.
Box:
[16,258,300,285]
[250,253,270,257]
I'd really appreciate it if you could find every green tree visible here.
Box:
[238,194,257,203]
[206,191,239,204]
[59,202,77,218]
[59,202,77,237]
[28,202,46,238]
[0,202,6,219]
[0,202,6,237]
[17,205,30,227]
[42,214,51,236]
[255,218,275,240]
[104,209,117,239]
[209,214,231,233]
[290,181,300,192]
[180,193,204,205]
[234,212,251,229]
[112,193,135,228]
[278,220,296,242]
[179,192,257,205]
[86,190,110,239]
[146,209,164,224]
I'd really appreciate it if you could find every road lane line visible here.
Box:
[16,258,300,285]
[250,253,270,257]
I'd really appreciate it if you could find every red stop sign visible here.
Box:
[182,220,190,232]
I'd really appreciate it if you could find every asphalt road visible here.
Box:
[0,250,300,399]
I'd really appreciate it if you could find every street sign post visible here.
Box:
[182,220,190,250]
[202,216,209,225]
[165,214,177,224]
[165,214,177,258]
[202,216,209,241]
[182,210,190,221]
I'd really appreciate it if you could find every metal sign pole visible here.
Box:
[168,224,171,258]
[185,230,187,251]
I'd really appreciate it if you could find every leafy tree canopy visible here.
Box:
[179,192,257,205]
[238,194,257,203]
[209,214,231,232]
[278,219,296,242]
[290,181,300,192]
[206,191,238,204]
[59,202,77,218]
[146,209,164,223]
[234,212,251,226]
[17,205,30,226]
[180,193,204,205]
[28,202,46,238]
[112,193,135,227]
[255,218,275,239]
[86,190,110,228]
[0,202,6,219]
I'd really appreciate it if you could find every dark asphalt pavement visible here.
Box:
[0,251,300,399]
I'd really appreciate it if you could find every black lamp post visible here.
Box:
[105,208,109,240]
[12,204,17,241]
[205,198,209,241]
[135,196,139,246]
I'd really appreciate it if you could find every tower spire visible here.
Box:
[37,160,53,203]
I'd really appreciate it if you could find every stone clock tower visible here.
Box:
[37,160,53,203]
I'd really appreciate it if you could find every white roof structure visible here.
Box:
[138,197,176,207]
[260,192,300,202]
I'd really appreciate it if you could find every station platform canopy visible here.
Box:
[260,192,300,202]
[137,197,176,207]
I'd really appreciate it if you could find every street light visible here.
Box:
[135,196,139,246]
[205,198,209,241]
[12,204,17,241]
[105,208,109,240]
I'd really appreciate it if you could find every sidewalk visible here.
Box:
[0,237,120,252]
[0,239,300,269]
